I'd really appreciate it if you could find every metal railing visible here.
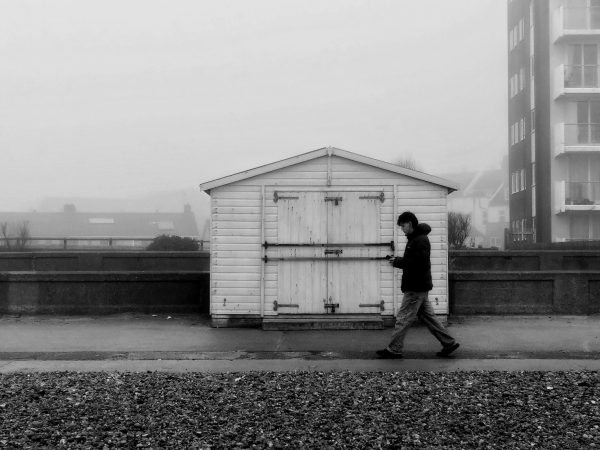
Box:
[0,236,208,251]
[505,230,535,245]
[565,181,600,205]
[564,6,600,30]
[564,123,600,145]
[563,64,600,88]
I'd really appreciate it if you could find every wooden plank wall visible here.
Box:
[209,155,449,317]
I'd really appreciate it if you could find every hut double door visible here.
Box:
[276,191,382,315]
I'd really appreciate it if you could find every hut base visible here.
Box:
[262,314,384,330]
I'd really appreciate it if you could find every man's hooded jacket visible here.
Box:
[391,223,433,292]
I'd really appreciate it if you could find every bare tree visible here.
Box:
[0,221,31,251]
[395,156,422,172]
[0,222,10,250]
[14,221,30,250]
[448,212,471,249]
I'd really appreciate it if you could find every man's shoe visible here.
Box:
[436,342,460,357]
[376,348,403,359]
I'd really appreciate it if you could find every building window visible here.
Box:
[566,44,598,88]
[570,216,600,240]
[511,169,527,194]
[89,218,115,224]
[511,123,515,145]
[571,215,590,240]
[519,117,525,141]
[509,25,519,50]
[510,75,514,98]
[519,19,524,42]
[519,68,525,91]
[593,216,600,239]
[510,74,518,98]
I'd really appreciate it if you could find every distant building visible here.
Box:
[0,204,201,249]
[488,182,510,248]
[508,0,600,245]
[445,168,509,249]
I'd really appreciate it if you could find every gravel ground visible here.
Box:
[0,371,598,449]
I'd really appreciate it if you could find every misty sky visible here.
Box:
[0,0,508,211]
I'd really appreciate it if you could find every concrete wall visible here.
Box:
[0,252,209,314]
[1,250,599,316]
[449,250,600,315]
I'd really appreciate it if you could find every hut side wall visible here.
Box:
[209,155,449,322]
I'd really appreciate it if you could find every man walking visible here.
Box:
[376,211,459,359]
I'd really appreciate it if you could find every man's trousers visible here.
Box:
[387,291,456,355]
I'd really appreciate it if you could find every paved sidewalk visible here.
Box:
[0,313,598,372]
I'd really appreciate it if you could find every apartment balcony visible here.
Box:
[553,5,600,42]
[554,64,600,99]
[554,123,600,156]
[555,180,600,213]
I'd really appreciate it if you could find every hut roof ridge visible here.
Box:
[199,147,459,193]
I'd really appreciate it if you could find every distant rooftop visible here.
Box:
[0,204,200,238]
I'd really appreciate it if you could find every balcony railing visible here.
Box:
[554,6,600,41]
[564,65,600,88]
[555,123,600,156]
[564,123,600,145]
[564,6,600,30]
[565,181,600,205]
[554,65,600,98]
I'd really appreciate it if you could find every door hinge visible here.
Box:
[359,300,385,311]
[324,248,343,256]
[273,191,299,203]
[273,300,299,311]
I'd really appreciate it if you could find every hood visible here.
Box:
[413,223,431,236]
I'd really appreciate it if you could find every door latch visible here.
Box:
[324,196,343,206]
[323,296,340,313]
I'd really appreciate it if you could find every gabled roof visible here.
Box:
[443,168,505,199]
[199,147,459,193]
[488,182,508,207]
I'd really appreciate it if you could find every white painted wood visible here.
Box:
[393,184,398,316]
[205,149,453,319]
[260,185,266,318]
[326,191,382,313]
[276,191,328,314]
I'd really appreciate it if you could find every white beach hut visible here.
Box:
[199,147,458,328]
